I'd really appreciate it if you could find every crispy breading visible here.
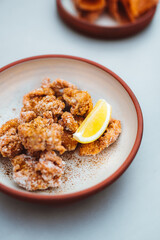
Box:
[62,130,78,151]
[58,112,83,151]
[34,95,65,116]
[18,116,65,154]
[0,119,23,158]
[50,79,77,97]
[59,112,79,133]
[63,88,93,116]
[59,112,85,133]
[79,119,121,156]
[12,151,65,191]
[21,86,64,122]
[20,111,37,123]
[58,112,82,151]
[0,118,20,135]
[23,87,55,111]
[41,77,51,88]
[43,111,58,123]
[74,115,85,126]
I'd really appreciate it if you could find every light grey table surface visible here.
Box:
[0,1,160,240]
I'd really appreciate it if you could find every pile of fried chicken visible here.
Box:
[0,79,121,191]
[73,0,158,22]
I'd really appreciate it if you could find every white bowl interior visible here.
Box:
[0,57,138,195]
[61,0,120,27]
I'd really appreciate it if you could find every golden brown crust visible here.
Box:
[41,77,51,88]
[79,119,121,156]
[20,111,37,123]
[58,112,82,151]
[42,111,58,124]
[59,112,79,133]
[21,89,64,123]
[34,96,65,116]
[74,115,85,126]
[18,116,65,154]
[62,130,78,152]
[63,88,93,116]
[0,118,20,136]
[23,87,55,111]
[12,151,65,191]
[50,79,77,97]
[20,84,56,123]
[0,119,23,158]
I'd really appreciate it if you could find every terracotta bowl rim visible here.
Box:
[0,55,143,202]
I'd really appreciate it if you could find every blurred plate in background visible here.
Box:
[57,0,157,39]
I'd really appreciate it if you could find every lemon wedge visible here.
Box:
[73,99,112,144]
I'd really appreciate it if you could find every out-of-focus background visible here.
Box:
[0,1,160,240]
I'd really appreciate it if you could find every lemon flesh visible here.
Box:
[73,99,112,144]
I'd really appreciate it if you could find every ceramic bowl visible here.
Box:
[0,55,143,202]
[57,0,157,39]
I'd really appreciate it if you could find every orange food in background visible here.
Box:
[108,0,121,21]
[73,0,159,22]
[74,0,106,11]
[121,0,159,21]
[73,0,107,22]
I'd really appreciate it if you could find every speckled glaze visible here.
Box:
[57,0,157,39]
[0,55,143,203]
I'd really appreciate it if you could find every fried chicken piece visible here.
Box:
[0,119,23,158]
[59,112,85,133]
[34,95,65,116]
[62,130,78,151]
[63,88,93,116]
[41,77,51,88]
[20,110,57,124]
[43,111,58,123]
[79,119,121,156]
[50,79,77,97]
[59,112,83,151]
[21,82,55,119]
[121,0,158,21]
[25,150,42,159]
[21,87,64,122]
[18,116,65,154]
[12,151,65,191]
[74,115,85,126]
[23,87,55,112]
[59,112,79,133]
[21,79,76,122]
[20,111,37,123]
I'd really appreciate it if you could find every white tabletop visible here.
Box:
[0,1,160,240]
